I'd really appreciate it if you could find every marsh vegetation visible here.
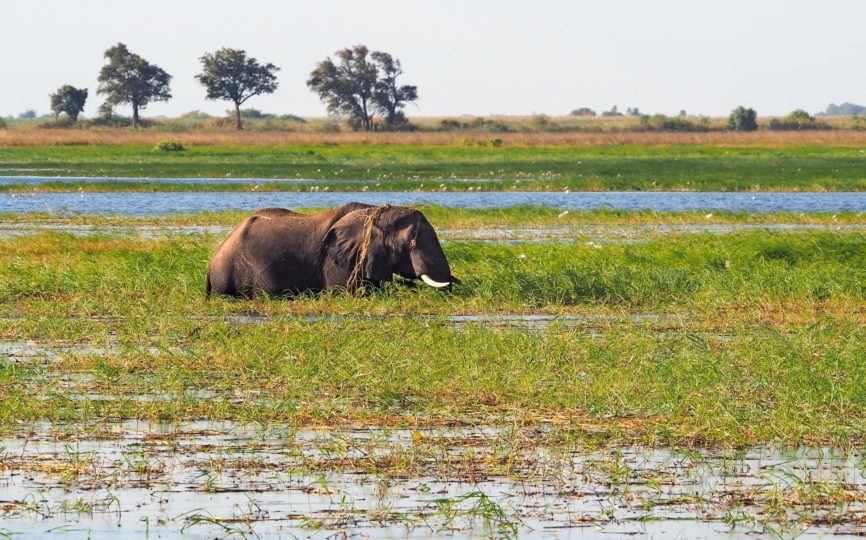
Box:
[3,213,866,536]
[4,144,866,192]
[2,198,865,537]
[1,422,864,538]
[3,220,865,443]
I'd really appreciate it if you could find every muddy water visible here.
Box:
[0,422,863,538]
[5,190,866,214]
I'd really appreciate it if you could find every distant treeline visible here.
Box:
[820,103,866,116]
[7,110,866,135]
[569,106,862,132]
[1,40,864,133]
[1,43,416,132]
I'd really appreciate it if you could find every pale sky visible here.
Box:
[2,0,865,119]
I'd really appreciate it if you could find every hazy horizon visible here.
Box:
[2,0,865,119]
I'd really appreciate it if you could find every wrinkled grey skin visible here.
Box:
[206,203,456,297]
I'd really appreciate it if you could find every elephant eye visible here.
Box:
[407,215,423,249]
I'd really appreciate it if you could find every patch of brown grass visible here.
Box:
[5,126,866,147]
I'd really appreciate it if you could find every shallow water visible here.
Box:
[0,312,679,350]
[1,221,864,245]
[0,223,232,239]
[0,313,716,371]
[5,190,866,214]
[0,422,864,538]
[0,340,110,362]
[222,312,671,330]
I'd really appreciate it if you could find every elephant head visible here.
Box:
[322,205,457,291]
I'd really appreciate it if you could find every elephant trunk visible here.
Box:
[409,225,453,288]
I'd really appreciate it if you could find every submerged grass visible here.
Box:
[3,207,865,227]
[1,422,861,537]
[2,317,865,446]
[2,229,866,445]
[3,143,866,191]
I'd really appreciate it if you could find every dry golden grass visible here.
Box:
[4,127,866,147]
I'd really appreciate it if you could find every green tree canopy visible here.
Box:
[371,51,417,129]
[767,109,827,131]
[97,43,172,128]
[308,45,378,131]
[727,106,758,132]
[49,85,88,122]
[196,48,280,130]
[307,45,417,131]
[787,109,813,122]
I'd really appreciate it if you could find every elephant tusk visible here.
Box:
[420,274,451,288]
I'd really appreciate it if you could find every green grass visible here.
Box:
[2,229,865,445]
[3,144,866,191]
[3,229,866,314]
[3,207,864,227]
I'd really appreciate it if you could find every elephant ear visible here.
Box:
[323,209,392,282]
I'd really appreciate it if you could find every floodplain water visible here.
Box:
[5,189,866,214]
[4,177,866,538]
[1,221,864,243]
[0,422,864,539]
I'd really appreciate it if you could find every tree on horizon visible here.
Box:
[371,51,417,129]
[727,106,758,131]
[196,48,280,130]
[50,85,88,122]
[307,45,417,131]
[97,43,172,128]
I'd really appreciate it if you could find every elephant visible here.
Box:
[206,203,457,297]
